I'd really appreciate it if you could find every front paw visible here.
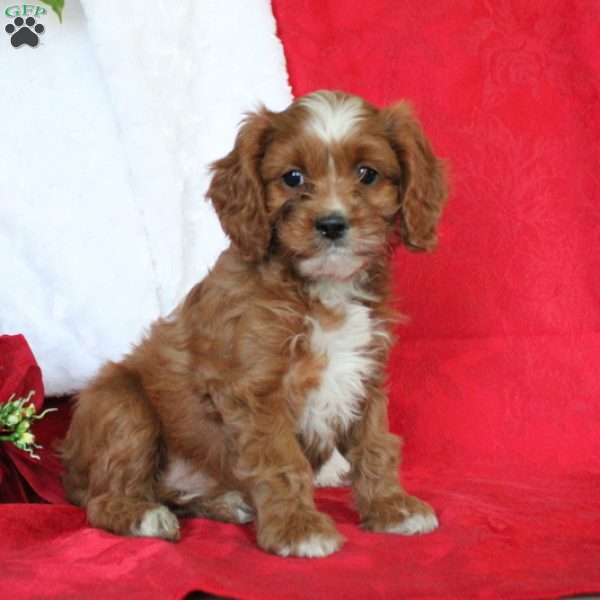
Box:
[258,508,344,558]
[363,494,438,536]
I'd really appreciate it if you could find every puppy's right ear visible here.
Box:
[207,109,273,262]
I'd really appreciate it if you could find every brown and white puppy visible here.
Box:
[61,90,447,558]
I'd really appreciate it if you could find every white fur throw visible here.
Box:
[0,0,292,395]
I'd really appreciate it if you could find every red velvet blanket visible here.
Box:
[2,1,600,598]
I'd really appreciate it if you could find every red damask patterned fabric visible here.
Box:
[1,2,599,599]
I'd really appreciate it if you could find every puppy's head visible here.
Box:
[208,91,447,280]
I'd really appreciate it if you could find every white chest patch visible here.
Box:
[298,282,376,449]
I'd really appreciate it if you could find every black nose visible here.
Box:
[315,214,348,240]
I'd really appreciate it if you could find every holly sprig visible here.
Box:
[0,391,56,459]
[39,0,64,23]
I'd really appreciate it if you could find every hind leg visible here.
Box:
[62,363,180,540]
[88,495,180,540]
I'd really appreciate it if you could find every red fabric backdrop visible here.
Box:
[1,1,600,598]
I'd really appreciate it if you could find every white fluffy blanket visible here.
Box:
[0,0,291,395]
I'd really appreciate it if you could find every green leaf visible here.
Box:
[39,0,64,23]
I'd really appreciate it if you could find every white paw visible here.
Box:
[385,511,439,535]
[132,506,180,541]
[277,533,342,558]
[314,448,351,488]
[221,491,255,524]
[232,504,255,524]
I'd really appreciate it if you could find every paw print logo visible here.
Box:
[5,16,45,48]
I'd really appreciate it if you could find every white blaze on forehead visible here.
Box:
[299,91,365,143]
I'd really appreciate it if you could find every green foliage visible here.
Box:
[0,392,56,459]
[40,0,64,23]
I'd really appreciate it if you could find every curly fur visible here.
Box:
[61,90,448,557]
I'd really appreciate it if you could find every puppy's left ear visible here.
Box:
[382,101,448,251]
[207,109,273,262]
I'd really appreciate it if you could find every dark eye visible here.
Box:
[282,170,304,188]
[357,166,378,185]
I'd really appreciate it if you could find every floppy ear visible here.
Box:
[207,109,273,262]
[382,101,448,251]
